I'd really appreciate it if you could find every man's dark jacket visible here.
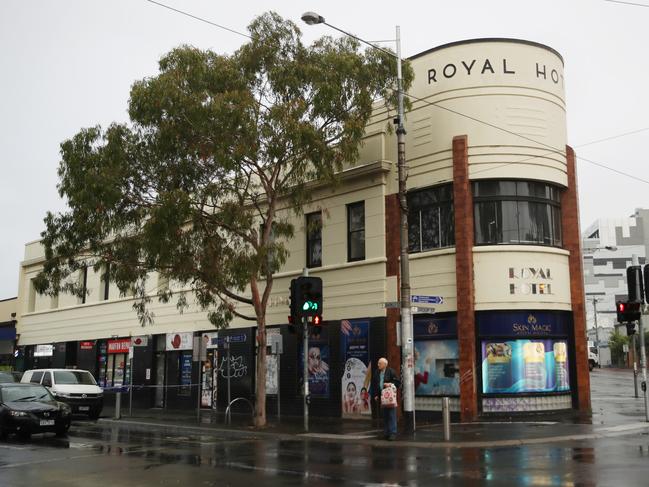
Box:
[371,366,401,400]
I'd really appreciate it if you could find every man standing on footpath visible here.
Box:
[371,357,401,440]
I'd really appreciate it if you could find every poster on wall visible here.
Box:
[299,327,330,397]
[340,319,371,417]
[179,353,193,396]
[414,339,460,396]
[265,329,280,395]
[481,339,570,393]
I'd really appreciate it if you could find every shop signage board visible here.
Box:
[131,336,148,347]
[411,295,444,305]
[107,338,131,354]
[202,331,219,349]
[34,344,54,357]
[79,341,94,351]
[166,332,194,351]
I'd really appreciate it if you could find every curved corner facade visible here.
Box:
[14,39,589,421]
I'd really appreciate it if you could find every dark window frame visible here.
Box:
[347,201,366,262]
[306,211,323,268]
[102,263,110,301]
[407,184,455,254]
[473,180,562,248]
[80,265,88,304]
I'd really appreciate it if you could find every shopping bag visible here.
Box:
[380,384,397,408]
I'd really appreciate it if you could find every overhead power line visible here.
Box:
[141,1,647,186]
[144,0,251,39]
[405,91,649,186]
[604,0,649,8]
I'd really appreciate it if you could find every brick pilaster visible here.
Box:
[452,135,478,421]
[562,145,591,412]
[384,194,402,398]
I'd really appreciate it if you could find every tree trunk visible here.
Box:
[254,319,267,427]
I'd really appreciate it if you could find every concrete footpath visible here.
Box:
[95,368,649,449]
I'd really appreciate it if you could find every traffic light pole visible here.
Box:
[636,311,649,421]
[301,268,309,432]
[631,254,648,421]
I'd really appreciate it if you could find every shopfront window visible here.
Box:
[413,315,459,396]
[473,180,562,247]
[407,184,454,253]
[481,339,570,393]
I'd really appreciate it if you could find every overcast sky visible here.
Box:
[1,0,648,299]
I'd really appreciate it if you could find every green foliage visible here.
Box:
[609,329,629,367]
[36,11,412,331]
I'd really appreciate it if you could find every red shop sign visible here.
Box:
[107,338,131,354]
[79,341,94,351]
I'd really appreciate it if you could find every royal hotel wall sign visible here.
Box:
[508,267,553,296]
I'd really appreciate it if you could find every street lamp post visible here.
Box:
[301,12,415,431]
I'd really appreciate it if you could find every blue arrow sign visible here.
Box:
[411,295,444,305]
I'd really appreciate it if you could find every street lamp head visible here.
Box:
[301,11,325,26]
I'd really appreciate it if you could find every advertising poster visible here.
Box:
[414,340,460,396]
[481,339,570,393]
[265,329,280,395]
[179,353,193,396]
[299,327,329,398]
[340,319,371,417]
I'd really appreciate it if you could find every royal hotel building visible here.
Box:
[16,39,589,421]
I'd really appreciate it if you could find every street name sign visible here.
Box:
[412,306,436,314]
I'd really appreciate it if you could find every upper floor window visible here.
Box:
[347,201,365,262]
[102,263,110,301]
[306,212,322,268]
[473,180,562,247]
[407,184,455,253]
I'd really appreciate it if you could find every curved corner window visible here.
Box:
[407,184,454,253]
[473,180,562,247]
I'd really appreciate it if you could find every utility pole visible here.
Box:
[394,26,415,433]
[592,297,600,361]
[301,268,309,433]
[300,12,415,432]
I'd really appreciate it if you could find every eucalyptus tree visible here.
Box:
[35,12,412,426]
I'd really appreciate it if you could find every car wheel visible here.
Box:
[589,362,594,372]
[0,429,8,441]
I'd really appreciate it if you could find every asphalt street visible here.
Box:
[0,369,647,486]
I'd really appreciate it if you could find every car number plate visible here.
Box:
[78,406,90,411]
[40,419,55,426]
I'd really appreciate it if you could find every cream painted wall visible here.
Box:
[473,246,572,311]
[409,250,458,313]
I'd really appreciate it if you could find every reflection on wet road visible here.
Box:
[1,422,648,486]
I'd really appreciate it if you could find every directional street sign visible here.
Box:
[411,295,444,305]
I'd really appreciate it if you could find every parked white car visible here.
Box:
[21,369,103,419]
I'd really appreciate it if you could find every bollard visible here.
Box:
[442,397,451,441]
[115,391,122,420]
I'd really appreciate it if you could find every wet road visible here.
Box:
[2,369,649,486]
[0,421,648,486]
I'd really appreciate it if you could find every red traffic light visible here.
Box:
[618,302,626,312]
[313,315,322,326]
